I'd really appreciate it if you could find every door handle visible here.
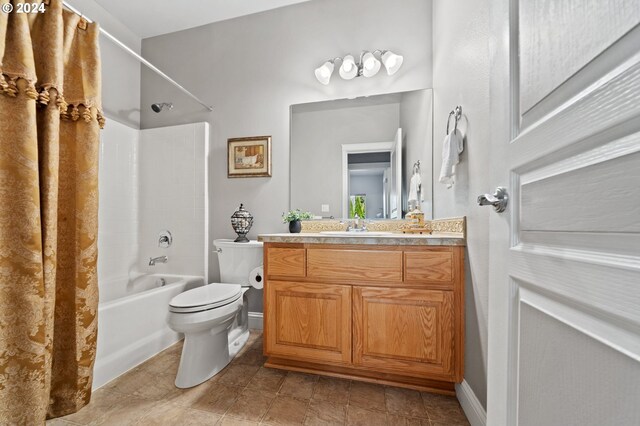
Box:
[477,187,508,213]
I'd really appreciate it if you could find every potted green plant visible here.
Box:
[282,209,313,233]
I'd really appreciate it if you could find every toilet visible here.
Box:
[167,239,263,388]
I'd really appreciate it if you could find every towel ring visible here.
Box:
[446,106,463,135]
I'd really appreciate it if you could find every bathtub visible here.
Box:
[93,274,204,389]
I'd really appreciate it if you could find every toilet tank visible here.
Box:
[213,239,263,285]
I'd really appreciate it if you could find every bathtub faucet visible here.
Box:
[149,255,168,266]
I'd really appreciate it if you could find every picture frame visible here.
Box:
[227,135,272,178]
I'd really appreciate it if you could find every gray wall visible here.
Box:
[433,0,490,409]
[140,0,433,312]
[291,102,400,218]
[67,0,141,128]
[400,89,433,218]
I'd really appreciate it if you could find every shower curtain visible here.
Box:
[0,0,104,423]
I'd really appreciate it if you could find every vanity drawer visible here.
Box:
[404,249,455,286]
[307,248,403,282]
[267,247,306,277]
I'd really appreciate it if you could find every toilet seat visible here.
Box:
[169,283,242,313]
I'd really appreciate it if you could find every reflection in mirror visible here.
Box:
[347,151,390,219]
[290,89,432,220]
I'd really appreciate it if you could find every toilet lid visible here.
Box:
[169,283,242,313]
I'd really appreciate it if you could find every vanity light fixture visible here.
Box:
[361,51,381,77]
[314,60,335,85]
[314,49,404,85]
[339,54,358,80]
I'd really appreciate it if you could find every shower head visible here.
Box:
[151,102,173,113]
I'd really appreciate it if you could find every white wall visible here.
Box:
[291,102,400,218]
[66,0,141,128]
[139,0,433,312]
[136,123,209,278]
[433,0,491,410]
[98,119,139,290]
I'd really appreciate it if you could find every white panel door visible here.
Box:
[487,1,640,425]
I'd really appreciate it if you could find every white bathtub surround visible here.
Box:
[138,122,209,278]
[93,274,204,389]
[95,121,209,390]
[98,120,139,291]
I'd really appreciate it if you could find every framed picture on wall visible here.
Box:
[227,135,272,178]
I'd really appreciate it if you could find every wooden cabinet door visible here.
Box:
[353,286,457,381]
[265,280,351,365]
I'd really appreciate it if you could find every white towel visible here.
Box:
[439,129,464,188]
[408,173,421,204]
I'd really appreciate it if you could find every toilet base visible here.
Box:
[174,324,232,389]
[229,328,250,358]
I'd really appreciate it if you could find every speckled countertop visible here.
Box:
[257,232,466,246]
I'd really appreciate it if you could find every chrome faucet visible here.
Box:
[149,255,168,266]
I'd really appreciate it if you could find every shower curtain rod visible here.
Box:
[61,1,213,112]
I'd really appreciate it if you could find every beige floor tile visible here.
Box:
[102,367,147,394]
[217,415,260,425]
[263,395,309,425]
[46,419,78,425]
[233,349,267,367]
[421,392,469,425]
[312,377,350,404]
[278,372,318,400]
[188,383,242,415]
[162,340,184,356]
[217,364,260,387]
[385,387,428,418]
[224,388,276,422]
[246,367,286,393]
[50,335,467,426]
[345,406,387,426]
[61,389,128,425]
[387,414,431,426]
[106,368,181,401]
[139,350,181,377]
[93,395,160,425]
[166,379,218,407]
[248,337,263,352]
[134,402,220,425]
[304,399,347,426]
[348,382,386,412]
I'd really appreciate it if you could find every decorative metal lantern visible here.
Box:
[230,203,253,243]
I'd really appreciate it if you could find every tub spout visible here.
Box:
[149,255,168,266]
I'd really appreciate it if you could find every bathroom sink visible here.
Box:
[319,231,394,236]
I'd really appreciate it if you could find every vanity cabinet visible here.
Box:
[263,242,464,394]
[352,286,455,380]
[265,280,351,364]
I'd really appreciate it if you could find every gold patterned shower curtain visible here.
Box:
[0,0,104,423]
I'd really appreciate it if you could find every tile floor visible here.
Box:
[49,331,470,426]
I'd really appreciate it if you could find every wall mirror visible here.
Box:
[290,89,433,220]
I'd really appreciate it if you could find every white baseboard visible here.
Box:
[456,380,487,426]
[248,312,263,330]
